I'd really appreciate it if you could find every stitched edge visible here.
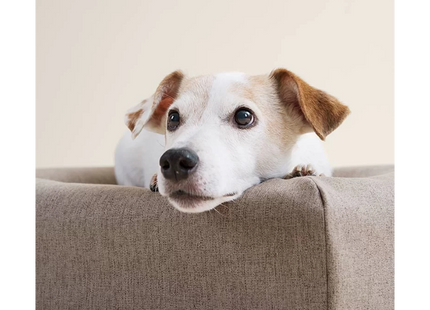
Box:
[308,177,330,310]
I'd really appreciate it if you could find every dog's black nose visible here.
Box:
[159,148,199,181]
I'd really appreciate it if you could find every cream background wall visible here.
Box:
[36,0,393,168]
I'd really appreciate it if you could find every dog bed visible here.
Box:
[36,165,394,310]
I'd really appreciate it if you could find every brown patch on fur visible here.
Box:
[225,75,300,152]
[245,75,300,149]
[270,68,350,140]
[178,75,214,105]
[228,75,265,103]
[146,71,184,131]
[159,74,214,122]
[153,71,184,104]
[151,96,174,128]
[126,108,143,132]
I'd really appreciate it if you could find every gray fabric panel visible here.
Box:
[333,165,394,178]
[36,177,327,310]
[36,167,116,184]
[313,173,394,310]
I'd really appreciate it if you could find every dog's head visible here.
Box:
[125,69,350,213]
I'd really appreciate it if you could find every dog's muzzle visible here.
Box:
[159,148,199,181]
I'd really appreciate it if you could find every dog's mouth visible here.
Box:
[168,190,238,213]
[170,190,214,202]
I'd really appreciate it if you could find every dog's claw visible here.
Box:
[283,164,319,179]
[150,174,159,192]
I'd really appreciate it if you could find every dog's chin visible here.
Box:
[166,190,240,213]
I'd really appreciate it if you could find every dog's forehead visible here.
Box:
[175,72,270,114]
[209,72,248,97]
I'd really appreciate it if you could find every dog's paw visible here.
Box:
[150,174,159,192]
[283,164,324,179]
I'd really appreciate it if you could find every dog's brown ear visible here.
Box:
[124,97,152,139]
[270,68,350,140]
[125,70,184,138]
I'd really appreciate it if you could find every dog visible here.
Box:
[115,69,350,213]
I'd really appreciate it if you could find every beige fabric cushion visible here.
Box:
[313,172,394,310]
[36,166,394,310]
[36,167,116,184]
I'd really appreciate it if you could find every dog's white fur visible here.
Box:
[115,70,348,213]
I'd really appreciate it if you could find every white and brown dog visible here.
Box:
[115,69,350,213]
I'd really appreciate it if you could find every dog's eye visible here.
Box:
[167,110,180,131]
[234,109,255,128]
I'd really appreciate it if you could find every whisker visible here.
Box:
[213,207,224,216]
[217,203,232,216]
